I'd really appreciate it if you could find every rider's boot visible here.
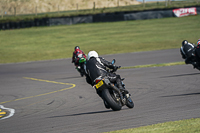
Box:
[76,66,81,70]
[117,81,129,94]
[76,66,81,73]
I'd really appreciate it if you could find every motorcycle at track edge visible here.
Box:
[94,59,134,111]
[189,57,200,71]
[181,45,200,71]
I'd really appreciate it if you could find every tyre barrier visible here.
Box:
[0,18,49,30]
[93,12,124,23]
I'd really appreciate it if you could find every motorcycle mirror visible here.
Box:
[111,59,116,65]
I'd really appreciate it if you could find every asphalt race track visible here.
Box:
[0,49,200,133]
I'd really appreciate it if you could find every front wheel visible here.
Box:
[102,88,122,111]
[78,63,85,77]
[126,97,134,108]
[195,65,200,71]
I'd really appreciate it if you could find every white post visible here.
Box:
[143,0,145,8]
[93,2,95,11]
[35,6,37,16]
[117,0,119,7]
[1,9,3,18]
[76,3,78,12]
[58,5,60,14]
[168,0,170,6]
[14,6,16,16]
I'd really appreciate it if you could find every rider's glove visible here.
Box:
[113,65,119,71]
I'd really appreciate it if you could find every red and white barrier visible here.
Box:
[173,7,197,17]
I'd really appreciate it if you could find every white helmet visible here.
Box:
[87,51,98,60]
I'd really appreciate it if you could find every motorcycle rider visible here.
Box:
[180,40,197,68]
[85,51,128,108]
[194,39,200,68]
[85,50,128,95]
[72,46,87,70]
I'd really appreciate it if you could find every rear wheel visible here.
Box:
[102,88,122,111]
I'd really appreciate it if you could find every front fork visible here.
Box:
[114,81,130,105]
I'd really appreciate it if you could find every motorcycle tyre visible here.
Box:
[102,88,122,111]
[80,64,85,77]
[77,67,84,77]
[126,97,134,109]
[80,70,84,77]
[196,66,200,71]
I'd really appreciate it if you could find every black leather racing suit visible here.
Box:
[180,42,200,68]
[85,57,123,90]
[180,42,196,64]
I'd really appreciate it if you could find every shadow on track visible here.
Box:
[48,110,113,118]
[161,92,200,97]
[160,72,200,78]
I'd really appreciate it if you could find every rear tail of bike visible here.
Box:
[94,78,134,111]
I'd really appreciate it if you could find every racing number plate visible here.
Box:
[95,80,104,89]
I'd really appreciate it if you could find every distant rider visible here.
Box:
[180,40,199,68]
[72,46,87,69]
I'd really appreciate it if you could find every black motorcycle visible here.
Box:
[181,44,200,71]
[94,59,134,111]
[190,57,200,71]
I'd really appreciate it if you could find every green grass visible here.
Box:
[105,118,200,133]
[0,15,200,63]
[121,61,185,69]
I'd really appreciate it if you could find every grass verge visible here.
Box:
[0,15,200,64]
[120,61,185,69]
[105,118,200,133]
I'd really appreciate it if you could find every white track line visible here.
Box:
[0,105,15,120]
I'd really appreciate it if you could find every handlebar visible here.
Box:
[110,66,121,73]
